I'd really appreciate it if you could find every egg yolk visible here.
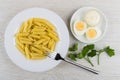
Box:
[86,29,97,39]
[76,21,85,31]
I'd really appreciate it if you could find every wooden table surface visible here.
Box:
[0,0,120,80]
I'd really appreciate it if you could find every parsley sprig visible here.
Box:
[68,43,115,66]
[69,43,78,51]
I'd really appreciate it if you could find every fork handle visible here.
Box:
[63,59,99,74]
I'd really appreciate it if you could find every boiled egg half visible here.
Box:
[84,10,101,26]
[73,20,87,36]
[86,27,101,40]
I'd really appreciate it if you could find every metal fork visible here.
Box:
[48,52,99,74]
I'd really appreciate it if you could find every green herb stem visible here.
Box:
[97,49,104,65]
[84,57,94,67]
[97,53,100,65]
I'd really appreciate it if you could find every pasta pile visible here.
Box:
[15,18,59,60]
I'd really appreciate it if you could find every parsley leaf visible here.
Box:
[68,53,76,61]
[87,50,97,57]
[104,46,115,57]
[77,53,83,59]
[69,43,78,51]
[82,44,94,57]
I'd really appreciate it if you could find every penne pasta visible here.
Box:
[32,32,46,35]
[31,27,45,32]
[33,21,42,27]
[50,41,56,51]
[16,38,24,49]
[19,22,27,33]
[33,18,56,30]
[48,33,59,42]
[23,22,28,32]
[16,32,29,37]
[19,37,31,42]
[34,39,46,45]
[15,18,59,60]
[31,56,46,60]
[42,40,49,46]
[16,44,25,55]
[27,18,33,29]
[28,36,34,41]
[25,45,31,59]
[30,34,40,39]
[41,35,50,40]
[42,46,51,52]
[48,39,54,49]
[20,40,32,44]
[31,46,43,54]
[46,29,58,36]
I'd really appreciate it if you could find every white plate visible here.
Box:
[4,8,69,72]
[70,7,107,43]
